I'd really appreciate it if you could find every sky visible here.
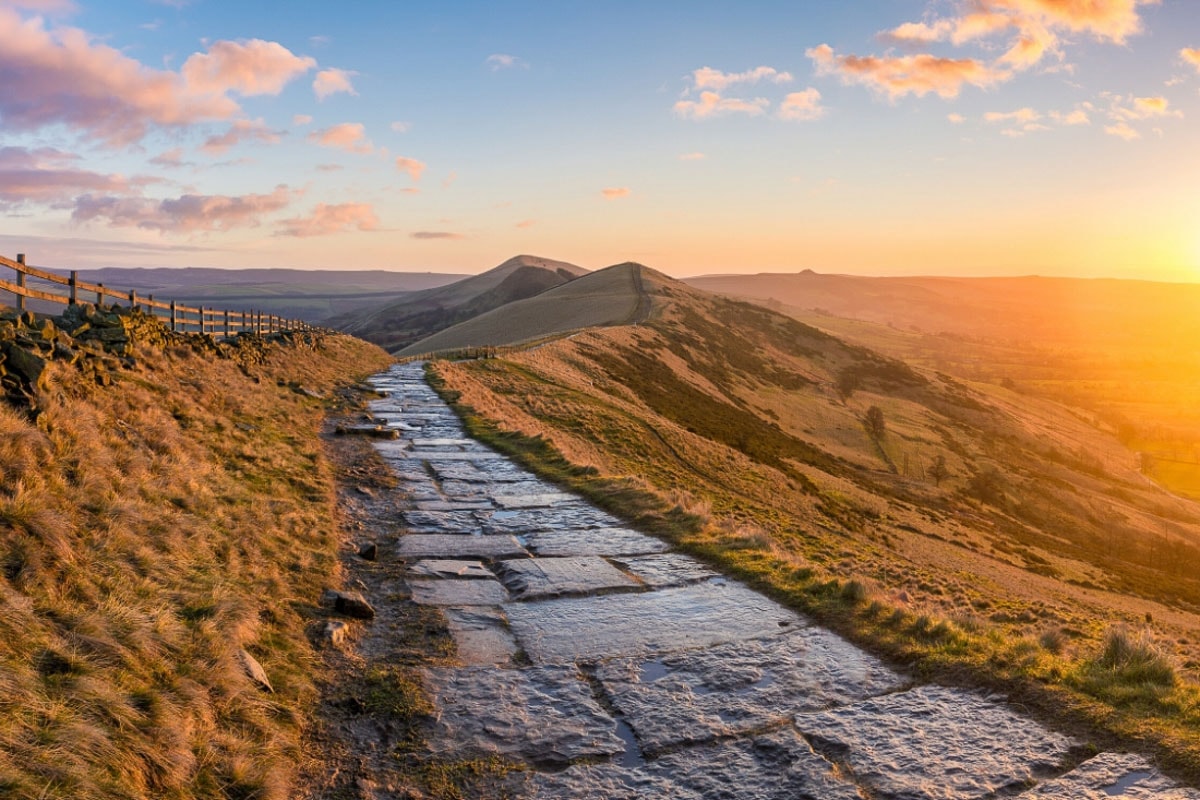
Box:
[1,0,1198,280]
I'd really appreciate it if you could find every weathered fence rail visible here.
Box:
[1,252,313,336]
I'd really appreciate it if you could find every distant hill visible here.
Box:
[67,267,466,323]
[397,261,661,356]
[334,254,590,353]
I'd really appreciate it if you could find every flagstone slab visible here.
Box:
[505,582,802,664]
[611,553,719,588]
[496,556,641,599]
[396,534,529,560]
[1018,752,1200,799]
[444,607,519,667]
[522,527,671,557]
[410,578,509,606]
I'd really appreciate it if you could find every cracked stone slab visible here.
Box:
[444,607,519,666]
[506,582,802,664]
[522,527,671,557]
[422,665,624,766]
[407,559,495,579]
[612,553,719,588]
[596,626,903,754]
[401,510,481,533]
[795,685,1076,800]
[429,464,490,482]
[412,500,494,512]
[496,556,641,599]
[1018,752,1200,799]
[396,534,529,560]
[492,493,574,509]
[517,728,863,799]
[482,506,627,534]
[410,578,509,606]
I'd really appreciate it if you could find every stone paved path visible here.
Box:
[366,363,1200,799]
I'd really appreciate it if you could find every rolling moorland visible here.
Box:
[412,261,1200,780]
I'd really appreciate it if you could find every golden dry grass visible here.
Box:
[0,331,391,799]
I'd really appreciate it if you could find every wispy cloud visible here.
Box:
[72,185,294,233]
[395,156,426,182]
[313,67,358,100]
[308,122,373,154]
[181,38,316,96]
[808,43,1008,100]
[947,112,966,123]
[1183,48,1200,71]
[149,147,190,168]
[1104,120,1140,140]
[390,120,412,133]
[411,230,465,240]
[293,114,313,126]
[777,88,825,121]
[0,146,132,208]
[601,187,630,200]
[674,92,769,120]
[200,118,284,155]
[678,152,706,161]
[515,219,537,228]
[486,53,526,71]
[276,202,379,237]
[689,65,792,92]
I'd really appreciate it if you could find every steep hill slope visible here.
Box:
[397,261,655,356]
[334,255,588,352]
[431,264,1200,777]
[0,308,391,800]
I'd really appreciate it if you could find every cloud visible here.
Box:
[486,53,526,71]
[200,118,283,155]
[808,43,1008,99]
[1183,48,1200,71]
[3,0,77,12]
[0,146,131,207]
[181,38,315,96]
[601,187,630,200]
[315,163,343,172]
[689,65,792,92]
[777,88,825,121]
[442,170,458,189]
[276,202,378,237]
[947,112,966,123]
[394,156,426,182]
[1050,108,1090,125]
[1104,120,1140,140]
[411,231,464,240]
[72,185,293,232]
[390,120,412,133]
[678,152,706,161]
[983,107,1040,124]
[313,67,357,100]
[515,219,537,229]
[293,113,313,126]
[149,147,189,167]
[0,8,244,146]
[674,91,769,119]
[308,122,373,154]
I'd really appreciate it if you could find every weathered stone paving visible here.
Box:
[364,362,1198,799]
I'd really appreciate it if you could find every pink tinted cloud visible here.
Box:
[0,146,130,207]
[200,118,284,155]
[0,8,239,146]
[515,219,536,228]
[313,67,358,100]
[1183,48,1200,70]
[690,65,792,92]
[72,185,293,232]
[674,91,769,119]
[308,122,373,154]
[411,231,465,240]
[276,202,379,237]
[777,88,825,121]
[149,147,189,168]
[601,187,630,200]
[395,156,426,182]
[181,38,315,96]
[808,43,1008,99]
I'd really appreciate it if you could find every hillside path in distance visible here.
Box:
[353,362,1199,799]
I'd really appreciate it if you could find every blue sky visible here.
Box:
[1,0,1198,278]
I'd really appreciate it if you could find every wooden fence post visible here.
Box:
[224,309,230,338]
[96,283,104,307]
[69,270,78,305]
[129,289,137,310]
[170,301,177,332]
[15,254,26,313]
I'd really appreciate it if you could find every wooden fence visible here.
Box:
[1,252,313,336]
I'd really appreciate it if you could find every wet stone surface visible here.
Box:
[596,627,906,754]
[795,684,1077,800]
[496,555,641,599]
[358,363,1194,799]
[409,578,509,606]
[422,665,625,765]
[1017,752,1200,799]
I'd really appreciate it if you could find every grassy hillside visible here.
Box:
[430,265,1200,779]
[335,255,588,352]
[398,261,655,356]
[0,311,391,799]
